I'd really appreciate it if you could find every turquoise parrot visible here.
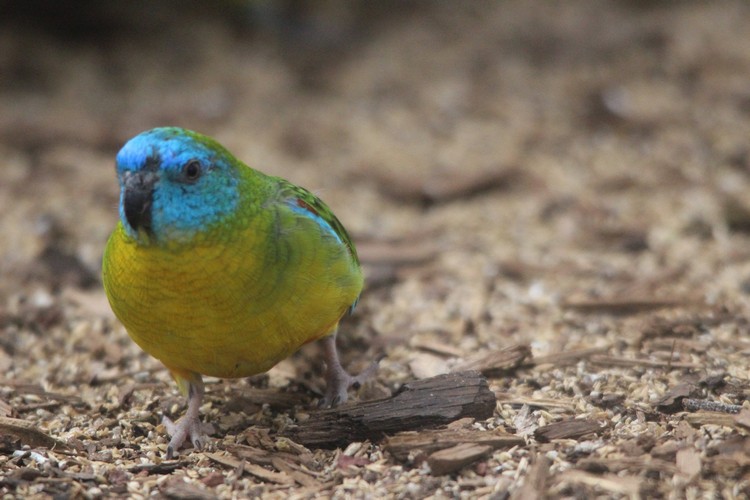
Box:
[102,127,377,458]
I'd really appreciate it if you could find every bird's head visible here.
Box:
[115,127,241,245]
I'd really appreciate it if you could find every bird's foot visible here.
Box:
[318,354,383,408]
[162,415,204,460]
[163,414,206,459]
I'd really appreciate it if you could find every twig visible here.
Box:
[682,399,742,414]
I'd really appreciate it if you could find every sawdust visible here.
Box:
[3,1,750,498]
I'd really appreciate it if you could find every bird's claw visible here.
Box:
[318,357,382,408]
[163,415,205,459]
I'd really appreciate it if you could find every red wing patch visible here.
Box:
[296,198,319,217]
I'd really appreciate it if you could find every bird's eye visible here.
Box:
[182,160,202,182]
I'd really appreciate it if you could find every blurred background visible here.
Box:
[3,1,750,495]
[3,0,750,296]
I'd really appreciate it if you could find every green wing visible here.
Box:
[277,178,360,265]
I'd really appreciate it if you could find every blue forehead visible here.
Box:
[115,127,241,243]
[116,127,217,173]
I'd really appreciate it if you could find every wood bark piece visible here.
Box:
[530,345,610,367]
[556,470,641,496]
[223,388,306,412]
[385,425,523,461]
[495,394,576,412]
[654,383,697,413]
[561,298,684,315]
[589,354,700,370]
[534,418,607,442]
[511,453,551,500]
[577,455,678,475]
[452,344,530,376]
[368,167,521,206]
[676,447,701,479]
[427,442,492,475]
[685,412,737,428]
[0,416,68,450]
[206,452,294,485]
[285,371,497,449]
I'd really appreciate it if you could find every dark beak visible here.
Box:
[122,170,157,235]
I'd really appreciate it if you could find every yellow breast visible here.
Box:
[102,214,362,379]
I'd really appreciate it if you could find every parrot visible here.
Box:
[102,127,377,458]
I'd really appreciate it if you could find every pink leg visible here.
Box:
[162,378,206,459]
[319,332,380,407]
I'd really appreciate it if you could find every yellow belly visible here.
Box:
[102,221,362,379]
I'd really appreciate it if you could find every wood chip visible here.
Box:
[511,453,551,500]
[369,167,521,205]
[734,408,750,429]
[223,387,306,412]
[410,337,465,358]
[159,479,215,500]
[556,470,641,496]
[589,355,700,370]
[285,371,496,448]
[495,394,577,412]
[530,345,610,367]
[270,457,321,487]
[0,398,12,417]
[356,240,439,266]
[684,412,738,428]
[0,416,68,450]
[676,447,701,479]
[639,313,732,341]
[207,452,294,485]
[224,444,313,470]
[127,461,187,475]
[561,298,685,315]
[576,456,678,475]
[534,418,607,442]
[409,352,450,379]
[385,426,523,461]
[654,383,696,413]
[452,344,530,376]
[427,442,493,475]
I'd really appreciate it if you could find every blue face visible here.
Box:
[116,127,240,244]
